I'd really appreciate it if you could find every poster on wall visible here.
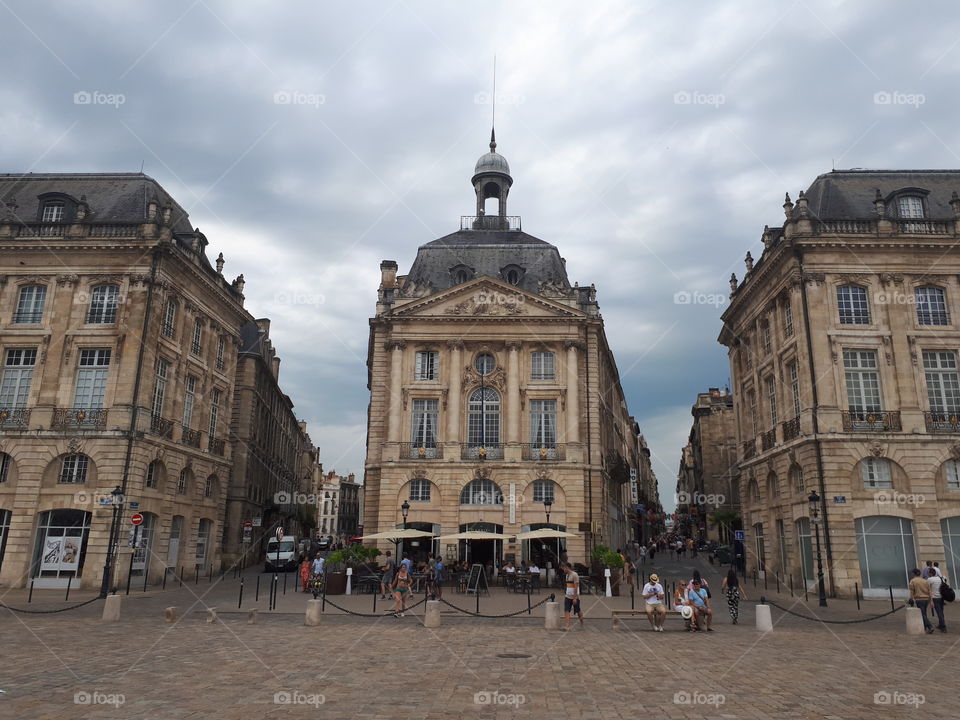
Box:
[40,536,81,572]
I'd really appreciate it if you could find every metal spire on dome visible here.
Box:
[490,55,497,152]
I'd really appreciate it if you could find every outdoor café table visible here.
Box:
[513,573,531,593]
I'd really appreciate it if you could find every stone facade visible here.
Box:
[0,173,310,589]
[362,136,645,566]
[719,170,960,596]
[676,388,740,543]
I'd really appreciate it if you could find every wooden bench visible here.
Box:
[611,608,685,629]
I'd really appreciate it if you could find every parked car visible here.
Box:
[316,536,331,551]
[265,535,298,572]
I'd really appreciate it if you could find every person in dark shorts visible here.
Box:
[380,550,396,600]
[561,562,584,629]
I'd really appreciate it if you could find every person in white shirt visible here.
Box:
[642,573,667,632]
[928,572,948,632]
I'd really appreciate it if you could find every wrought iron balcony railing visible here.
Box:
[760,429,776,451]
[400,443,443,459]
[741,439,756,460]
[12,311,43,323]
[521,444,565,460]
[924,411,960,433]
[208,437,226,456]
[841,410,901,432]
[52,407,107,429]
[182,428,202,448]
[461,443,504,460]
[150,415,174,439]
[782,416,801,441]
[0,407,30,426]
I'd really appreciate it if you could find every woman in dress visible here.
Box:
[720,568,747,624]
[298,554,310,593]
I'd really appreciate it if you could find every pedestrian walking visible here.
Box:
[391,565,412,617]
[379,550,396,600]
[309,552,325,597]
[909,568,934,634]
[561,562,584,630]
[720,568,746,624]
[638,543,647,565]
[299,554,311,593]
[928,569,948,632]
[642,573,667,632]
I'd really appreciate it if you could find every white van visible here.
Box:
[265,535,298,572]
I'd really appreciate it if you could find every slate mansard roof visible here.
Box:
[403,228,572,295]
[803,169,960,219]
[0,172,194,233]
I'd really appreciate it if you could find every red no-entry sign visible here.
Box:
[130,513,144,526]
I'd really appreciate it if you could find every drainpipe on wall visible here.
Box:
[99,246,162,598]
[795,247,836,596]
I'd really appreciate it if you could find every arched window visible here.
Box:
[0,452,11,483]
[162,298,177,338]
[767,473,780,498]
[533,479,555,504]
[145,460,163,489]
[58,454,89,484]
[177,468,191,494]
[196,518,213,566]
[467,387,500,448]
[409,478,431,502]
[460,478,502,505]
[860,458,892,489]
[86,285,120,324]
[945,459,960,490]
[204,474,217,498]
[747,478,760,503]
[474,353,496,375]
[790,465,805,494]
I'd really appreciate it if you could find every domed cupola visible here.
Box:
[472,128,513,222]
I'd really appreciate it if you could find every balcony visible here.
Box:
[461,443,504,460]
[924,411,960,433]
[150,415,174,439]
[741,439,756,460]
[12,311,43,323]
[899,220,950,235]
[841,410,901,432]
[460,215,522,231]
[182,428,202,448]
[0,408,31,427]
[52,407,107,429]
[400,443,443,460]
[14,222,140,239]
[208,437,226,456]
[760,429,776,451]
[782,416,801,441]
[521,444,566,461]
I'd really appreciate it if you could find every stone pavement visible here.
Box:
[1,555,955,718]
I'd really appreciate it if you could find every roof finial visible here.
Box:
[490,54,497,152]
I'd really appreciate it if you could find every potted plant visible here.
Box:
[602,550,624,596]
[324,550,348,594]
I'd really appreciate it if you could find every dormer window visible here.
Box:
[41,201,64,222]
[897,196,924,218]
[501,264,525,286]
[450,265,473,286]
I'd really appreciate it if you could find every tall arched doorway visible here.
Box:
[459,522,503,567]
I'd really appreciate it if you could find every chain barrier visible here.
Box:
[0,596,102,615]
[438,593,555,618]
[321,596,427,618]
[764,599,906,624]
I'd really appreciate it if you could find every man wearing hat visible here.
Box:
[642,573,667,632]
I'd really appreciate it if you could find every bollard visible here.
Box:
[143,569,148,593]
[776,575,779,594]
[247,609,259,625]
[238,577,244,609]
[102,594,122,622]
[205,607,219,624]
[476,590,480,614]
[179,566,183,588]
[764,573,768,591]
[28,578,34,604]
[630,582,635,610]
[256,575,260,602]
[905,606,925,635]
[424,600,442,628]
[283,571,287,596]
[305,598,323,626]
[65,575,72,602]
[345,567,352,596]
[604,568,612,597]
[544,600,561,630]
[195,566,199,585]
[162,569,168,591]
[209,564,212,583]
[755,603,773,632]
[373,592,377,613]
[889,586,895,612]
[855,582,860,611]
[164,606,178,624]
[789,575,793,596]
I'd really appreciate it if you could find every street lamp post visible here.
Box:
[98,486,124,599]
[398,499,410,560]
[808,490,828,607]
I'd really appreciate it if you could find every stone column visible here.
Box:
[506,341,521,444]
[447,341,463,444]
[386,340,405,443]
[565,341,581,444]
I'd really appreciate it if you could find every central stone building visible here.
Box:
[362,132,650,567]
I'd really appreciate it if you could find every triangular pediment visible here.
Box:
[393,277,583,319]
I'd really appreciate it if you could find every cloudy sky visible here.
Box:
[3,1,959,510]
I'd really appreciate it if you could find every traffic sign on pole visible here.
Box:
[276,526,284,541]
[131,513,144,526]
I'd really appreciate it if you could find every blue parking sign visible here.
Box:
[734,530,745,541]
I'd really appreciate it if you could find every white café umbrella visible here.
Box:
[357,528,436,540]
[436,530,514,541]
[514,528,579,541]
